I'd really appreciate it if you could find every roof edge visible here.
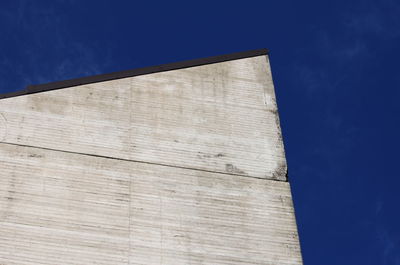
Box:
[0,48,268,100]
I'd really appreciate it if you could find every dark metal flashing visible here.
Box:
[0,48,268,100]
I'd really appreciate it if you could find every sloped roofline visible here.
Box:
[1,49,269,99]
[0,49,268,100]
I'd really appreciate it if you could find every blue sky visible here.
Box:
[1,1,399,264]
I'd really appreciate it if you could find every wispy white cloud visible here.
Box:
[376,224,400,265]
[0,0,112,90]
[343,0,400,39]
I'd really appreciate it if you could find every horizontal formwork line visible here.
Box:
[0,141,287,182]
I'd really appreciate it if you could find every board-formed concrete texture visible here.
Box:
[0,49,303,264]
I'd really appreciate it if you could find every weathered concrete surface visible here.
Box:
[0,143,301,265]
[0,54,303,264]
[0,56,285,180]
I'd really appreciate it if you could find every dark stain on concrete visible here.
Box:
[272,161,287,181]
[268,108,284,142]
[28,153,43,158]
[197,152,226,159]
[197,152,211,159]
[225,163,246,175]
[1,172,17,220]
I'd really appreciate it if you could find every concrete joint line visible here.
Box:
[0,141,288,182]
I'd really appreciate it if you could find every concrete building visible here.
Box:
[0,49,302,264]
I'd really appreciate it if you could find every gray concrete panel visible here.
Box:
[0,56,285,180]
[0,143,301,264]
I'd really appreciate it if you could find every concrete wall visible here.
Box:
[0,55,302,264]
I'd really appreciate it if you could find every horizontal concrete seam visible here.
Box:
[0,141,288,182]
